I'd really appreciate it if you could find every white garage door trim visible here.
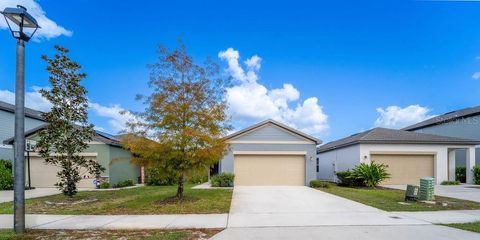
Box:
[233,151,307,155]
[26,152,98,157]
[233,152,306,186]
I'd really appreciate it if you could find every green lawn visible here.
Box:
[318,184,480,211]
[0,229,220,240]
[0,185,232,215]
[444,221,480,233]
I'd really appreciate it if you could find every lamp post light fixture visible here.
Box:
[1,5,40,234]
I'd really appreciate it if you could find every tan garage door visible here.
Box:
[234,155,305,186]
[28,156,97,188]
[371,154,434,185]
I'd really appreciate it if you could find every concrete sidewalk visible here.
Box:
[0,188,60,203]
[393,210,480,224]
[0,214,228,229]
[212,225,480,240]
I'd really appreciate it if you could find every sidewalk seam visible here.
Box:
[98,215,129,229]
[31,215,77,229]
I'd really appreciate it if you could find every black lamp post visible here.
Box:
[1,5,40,234]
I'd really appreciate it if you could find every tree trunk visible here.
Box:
[176,176,184,199]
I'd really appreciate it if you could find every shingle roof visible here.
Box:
[402,106,480,131]
[224,119,322,144]
[317,127,480,153]
[3,124,122,147]
[0,101,44,121]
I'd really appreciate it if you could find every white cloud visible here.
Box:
[0,87,135,134]
[374,105,435,129]
[472,72,480,80]
[0,86,52,111]
[0,0,72,40]
[89,102,137,133]
[218,48,329,136]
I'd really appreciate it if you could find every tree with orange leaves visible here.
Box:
[122,43,231,199]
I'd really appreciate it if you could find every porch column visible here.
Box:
[448,149,456,181]
[466,147,476,184]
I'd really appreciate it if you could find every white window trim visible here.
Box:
[233,151,307,155]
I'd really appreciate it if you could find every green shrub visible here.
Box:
[456,166,466,183]
[336,170,365,187]
[0,159,12,171]
[0,164,13,190]
[99,182,110,189]
[441,180,460,185]
[350,162,390,188]
[211,173,235,187]
[309,180,330,188]
[473,166,480,185]
[112,179,135,188]
[187,171,208,184]
[145,168,176,186]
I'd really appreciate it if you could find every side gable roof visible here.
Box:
[0,101,44,121]
[403,106,480,131]
[224,119,322,144]
[318,127,480,153]
[3,124,122,147]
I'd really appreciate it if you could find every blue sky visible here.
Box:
[1,0,480,143]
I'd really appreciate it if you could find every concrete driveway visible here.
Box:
[213,186,480,240]
[385,184,480,203]
[227,186,426,228]
[0,188,60,203]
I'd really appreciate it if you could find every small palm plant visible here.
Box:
[350,161,390,188]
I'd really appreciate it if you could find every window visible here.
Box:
[316,157,319,172]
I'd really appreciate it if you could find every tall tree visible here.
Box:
[122,43,231,199]
[37,45,104,197]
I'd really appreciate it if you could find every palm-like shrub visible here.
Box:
[350,162,390,188]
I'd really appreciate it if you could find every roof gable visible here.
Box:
[225,119,321,144]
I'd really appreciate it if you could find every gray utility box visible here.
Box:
[405,185,419,201]
[419,177,435,201]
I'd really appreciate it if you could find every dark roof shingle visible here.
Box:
[3,124,122,147]
[403,106,480,131]
[0,101,44,121]
[317,127,480,153]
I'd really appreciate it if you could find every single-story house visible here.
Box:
[4,125,140,188]
[0,101,44,160]
[218,119,322,186]
[317,127,480,185]
[403,106,480,167]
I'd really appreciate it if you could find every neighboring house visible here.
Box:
[317,127,479,185]
[403,106,480,167]
[219,119,321,186]
[4,125,140,188]
[0,101,45,160]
